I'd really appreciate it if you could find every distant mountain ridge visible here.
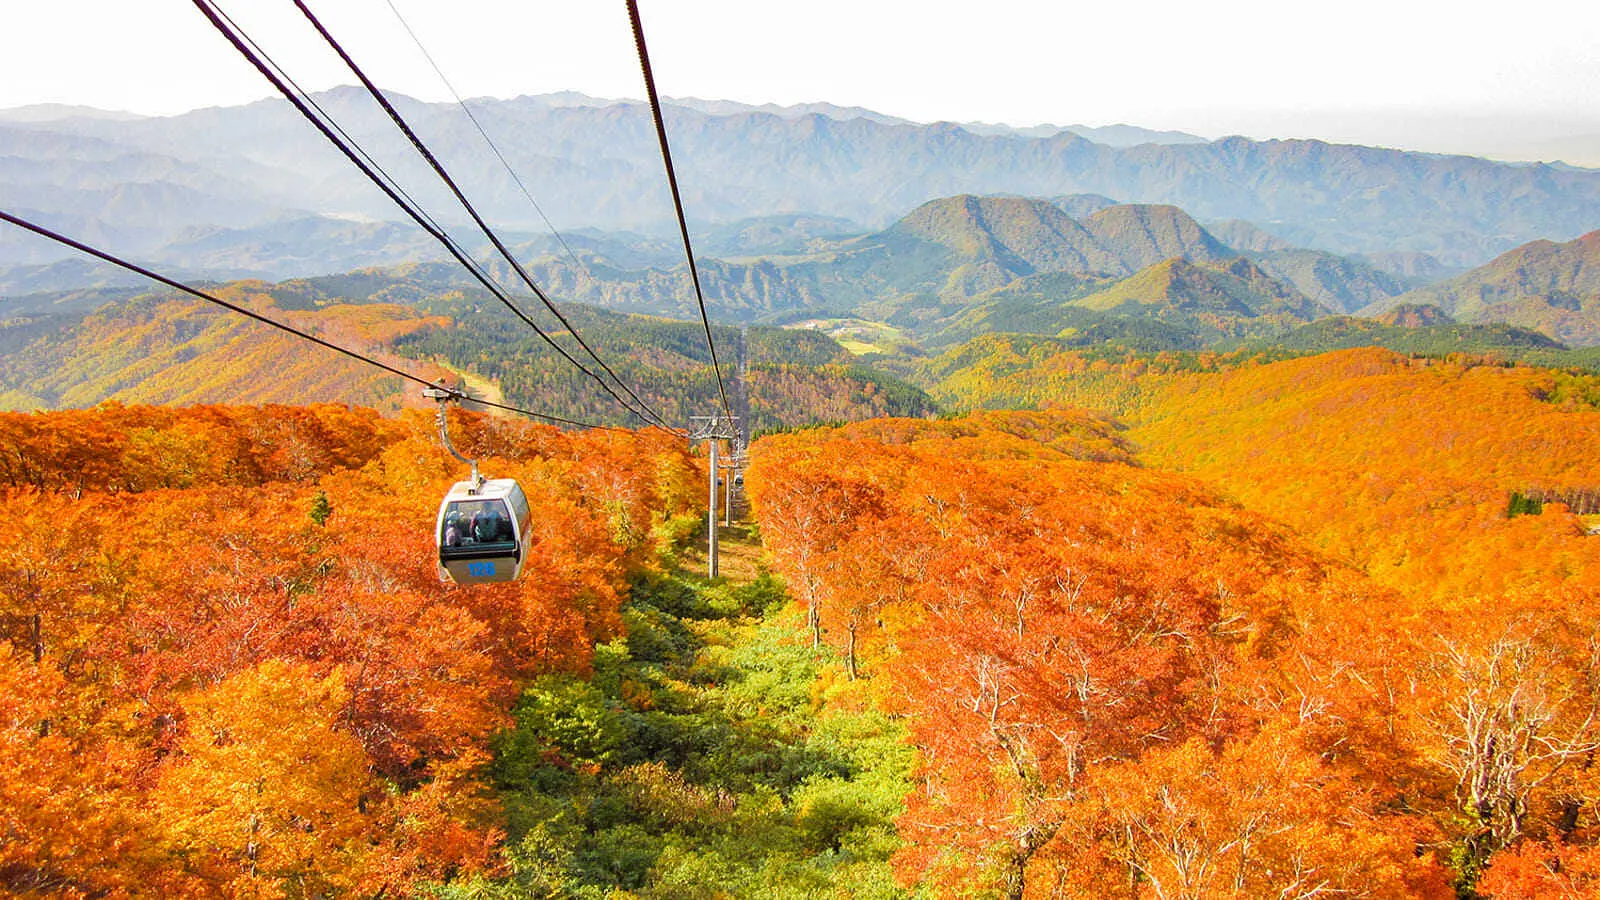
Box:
[752,196,1277,326]
[420,93,1212,147]
[890,196,1128,285]
[873,196,1240,282]
[0,103,146,123]
[4,88,1599,294]
[2,191,1419,345]
[956,120,1208,147]
[761,195,1355,345]
[1204,219,1295,253]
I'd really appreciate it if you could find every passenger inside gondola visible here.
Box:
[440,499,514,549]
[474,509,498,542]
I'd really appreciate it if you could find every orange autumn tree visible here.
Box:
[1059,722,1450,900]
[915,348,1600,893]
[749,410,1450,899]
[0,401,700,895]
[0,403,403,496]
[153,661,380,896]
[750,463,891,653]
[0,644,153,897]
[1408,586,1600,885]
[1478,840,1600,899]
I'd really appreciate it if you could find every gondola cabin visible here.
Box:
[435,478,532,585]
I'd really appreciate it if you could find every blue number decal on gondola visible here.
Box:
[468,561,496,577]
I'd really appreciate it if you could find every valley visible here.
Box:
[7,188,1599,427]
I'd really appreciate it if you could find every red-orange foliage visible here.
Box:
[749,410,1452,898]
[754,362,1600,897]
[0,402,404,495]
[0,645,152,897]
[0,403,698,895]
[1129,349,1600,604]
[1481,840,1600,899]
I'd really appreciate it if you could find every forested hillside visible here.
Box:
[1070,256,1326,329]
[1252,307,1574,359]
[0,276,936,429]
[6,345,1600,897]
[389,293,935,431]
[921,344,1600,599]
[918,332,1600,417]
[1371,230,1600,346]
[1250,247,1417,313]
[0,287,443,412]
[749,394,1600,898]
[1129,350,1600,600]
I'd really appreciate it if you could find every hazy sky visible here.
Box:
[5,0,1599,158]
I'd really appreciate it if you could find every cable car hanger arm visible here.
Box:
[425,386,482,489]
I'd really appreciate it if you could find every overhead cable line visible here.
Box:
[207,2,462,261]
[203,0,574,377]
[223,0,668,432]
[0,208,613,431]
[191,0,673,433]
[286,0,674,433]
[381,0,597,282]
[624,0,732,419]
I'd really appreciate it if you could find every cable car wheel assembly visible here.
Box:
[427,387,533,586]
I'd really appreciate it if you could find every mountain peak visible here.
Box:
[1206,219,1297,254]
[889,195,1127,287]
[1372,229,1600,345]
[1084,204,1236,270]
[1072,255,1321,322]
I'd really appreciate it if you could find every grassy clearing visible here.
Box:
[435,521,917,899]
[786,318,912,358]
